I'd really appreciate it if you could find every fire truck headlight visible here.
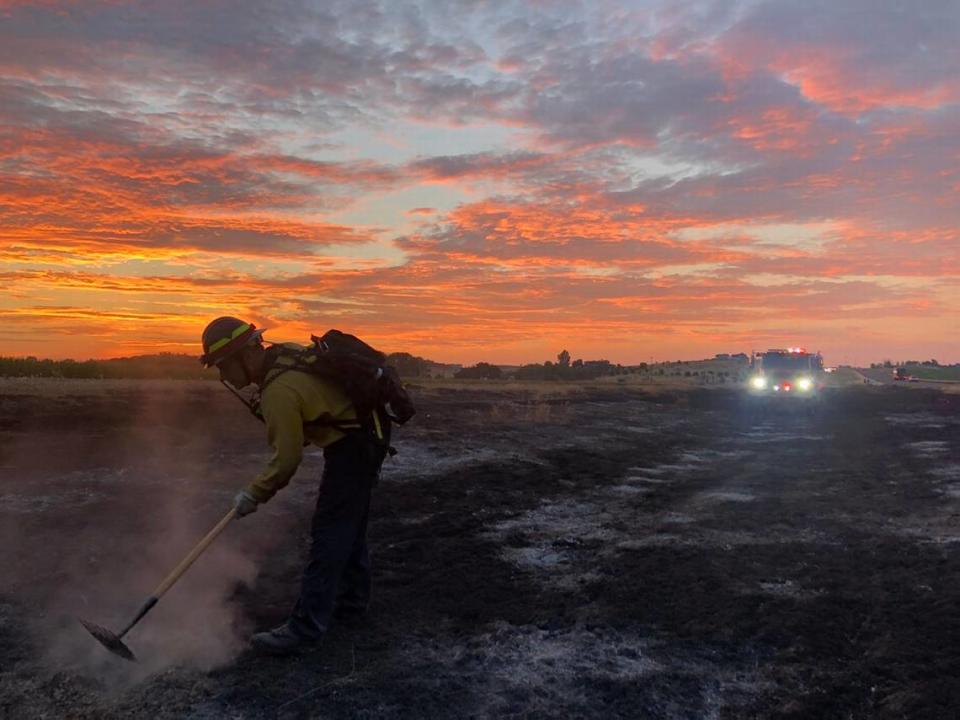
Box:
[750,376,767,390]
[797,377,813,391]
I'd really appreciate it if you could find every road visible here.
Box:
[854,367,953,388]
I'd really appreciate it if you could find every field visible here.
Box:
[2,378,960,719]
[900,365,960,382]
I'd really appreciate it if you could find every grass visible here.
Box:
[0,376,216,398]
[901,365,960,381]
[411,370,728,396]
[827,368,872,387]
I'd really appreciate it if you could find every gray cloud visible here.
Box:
[2,0,957,360]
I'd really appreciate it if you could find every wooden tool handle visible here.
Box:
[151,507,238,599]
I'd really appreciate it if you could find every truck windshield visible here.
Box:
[761,355,813,372]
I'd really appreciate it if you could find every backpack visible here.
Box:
[258,329,415,450]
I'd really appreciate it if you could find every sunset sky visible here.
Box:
[2,0,958,365]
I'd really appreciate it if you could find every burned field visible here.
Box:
[2,379,960,719]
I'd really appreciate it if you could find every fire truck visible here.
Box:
[747,348,825,397]
[892,367,918,382]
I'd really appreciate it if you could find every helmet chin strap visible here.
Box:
[218,347,267,421]
[239,344,267,387]
[242,358,255,389]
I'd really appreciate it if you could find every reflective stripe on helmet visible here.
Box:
[206,322,252,354]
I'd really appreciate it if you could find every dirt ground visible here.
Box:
[2,378,960,719]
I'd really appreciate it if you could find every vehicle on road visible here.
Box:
[893,367,920,382]
[746,347,825,399]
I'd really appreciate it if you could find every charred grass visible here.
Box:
[1,380,959,718]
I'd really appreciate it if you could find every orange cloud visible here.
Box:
[1,1,958,364]
[725,106,822,154]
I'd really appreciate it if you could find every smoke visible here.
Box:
[40,505,260,685]
[1,378,300,691]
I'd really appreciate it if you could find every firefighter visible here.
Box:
[200,316,386,654]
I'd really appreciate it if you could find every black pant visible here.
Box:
[288,432,385,639]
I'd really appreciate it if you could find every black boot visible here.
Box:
[250,624,319,655]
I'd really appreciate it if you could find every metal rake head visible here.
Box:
[79,618,137,662]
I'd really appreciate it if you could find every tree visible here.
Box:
[386,352,431,377]
[454,362,503,380]
[557,349,571,367]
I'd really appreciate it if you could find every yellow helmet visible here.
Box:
[199,316,265,367]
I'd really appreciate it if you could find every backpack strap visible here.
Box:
[303,411,363,432]
[257,344,291,394]
[305,408,397,456]
[260,346,395,452]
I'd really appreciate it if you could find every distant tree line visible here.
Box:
[871,359,947,368]
[454,362,503,380]
[456,350,631,381]
[385,352,434,377]
[514,357,627,381]
[0,354,209,379]
[1,350,450,380]
[2,347,757,383]
[453,351,750,383]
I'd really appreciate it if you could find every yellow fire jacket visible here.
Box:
[245,346,359,503]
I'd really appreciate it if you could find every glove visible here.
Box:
[234,490,259,518]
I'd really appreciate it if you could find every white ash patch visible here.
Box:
[485,499,623,586]
[739,430,825,444]
[35,467,131,487]
[908,441,950,458]
[550,568,604,592]
[631,465,669,476]
[399,621,775,719]
[894,525,960,544]
[696,491,756,504]
[608,483,654,495]
[751,580,823,600]
[621,415,689,435]
[932,464,960,482]
[678,449,750,463]
[490,500,616,544]
[617,534,683,549]
[0,467,127,512]
[0,487,107,513]
[623,473,671,485]
[657,512,696,524]
[627,449,747,479]
[617,527,833,550]
[884,413,947,429]
[485,444,766,586]
[628,461,699,476]
[502,546,570,569]
[382,443,547,482]
[401,622,661,716]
